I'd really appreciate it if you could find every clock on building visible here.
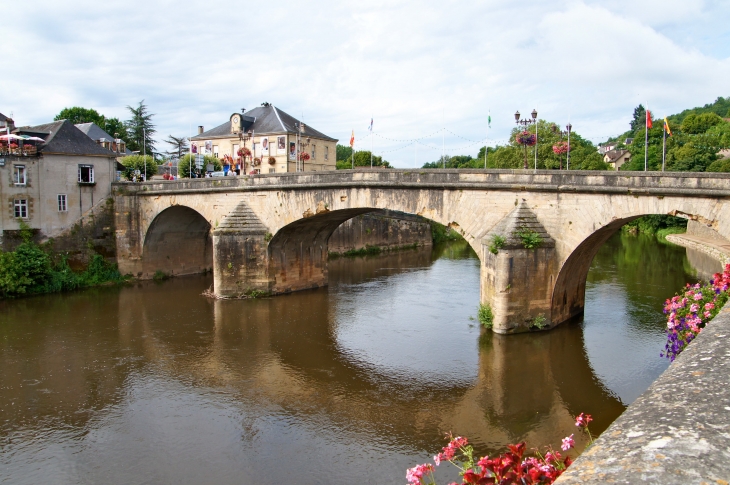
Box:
[230,114,242,133]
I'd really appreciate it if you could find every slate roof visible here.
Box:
[16,120,117,157]
[605,149,630,163]
[191,105,337,142]
[75,122,133,154]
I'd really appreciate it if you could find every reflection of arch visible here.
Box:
[551,217,640,324]
[142,206,212,277]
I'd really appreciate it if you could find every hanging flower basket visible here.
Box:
[268,156,276,165]
[552,141,570,154]
[237,147,251,159]
[515,131,536,146]
[253,157,261,166]
[298,152,311,162]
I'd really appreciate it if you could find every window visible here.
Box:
[14,199,28,218]
[13,165,26,185]
[213,145,219,157]
[324,146,329,160]
[58,194,67,212]
[78,165,94,184]
[269,168,276,173]
[311,145,316,160]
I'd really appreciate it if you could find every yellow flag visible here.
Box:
[664,117,672,136]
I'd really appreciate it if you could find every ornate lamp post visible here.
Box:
[514,109,538,169]
[551,122,572,170]
[566,123,572,170]
[238,129,253,174]
[294,122,311,172]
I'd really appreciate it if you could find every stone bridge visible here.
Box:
[113,170,730,334]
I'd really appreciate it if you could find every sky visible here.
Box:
[3,0,730,167]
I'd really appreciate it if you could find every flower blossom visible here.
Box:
[575,413,593,428]
[433,436,468,466]
[561,434,575,451]
[406,463,434,484]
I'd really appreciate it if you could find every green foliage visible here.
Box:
[164,135,189,159]
[336,144,353,162]
[707,158,730,172]
[681,113,724,134]
[0,241,122,299]
[343,245,382,257]
[125,100,156,152]
[515,226,542,249]
[346,150,391,168]
[669,96,730,124]
[488,234,505,255]
[178,154,222,177]
[477,304,493,329]
[153,270,170,281]
[630,104,647,133]
[119,154,158,180]
[530,313,548,330]
[431,222,464,244]
[622,215,687,235]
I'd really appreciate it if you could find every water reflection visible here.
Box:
[0,235,703,484]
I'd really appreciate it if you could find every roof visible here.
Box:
[191,105,337,142]
[605,149,631,163]
[75,122,133,154]
[0,112,8,122]
[16,120,117,157]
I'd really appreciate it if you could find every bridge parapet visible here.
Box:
[112,169,730,197]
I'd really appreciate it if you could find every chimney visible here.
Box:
[198,126,204,135]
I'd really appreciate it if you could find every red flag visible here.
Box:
[646,110,653,129]
[349,130,354,147]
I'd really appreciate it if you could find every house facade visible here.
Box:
[0,118,118,247]
[190,105,338,174]
[604,149,631,170]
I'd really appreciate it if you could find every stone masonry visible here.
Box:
[113,169,730,333]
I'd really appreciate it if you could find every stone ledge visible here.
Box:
[556,300,730,484]
[666,233,730,266]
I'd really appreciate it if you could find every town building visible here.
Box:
[604,149,631,170]
[0,116,118,247]
[75,122,132,156]
[190,105,338,174]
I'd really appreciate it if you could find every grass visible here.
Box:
[488,234,506,255]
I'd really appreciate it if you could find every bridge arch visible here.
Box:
[142,205,213,278]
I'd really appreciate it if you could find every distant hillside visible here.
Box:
[668,96,730,124]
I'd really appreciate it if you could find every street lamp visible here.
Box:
[566,123,572,170]
[294,123,310,172]
[515,109,538,169]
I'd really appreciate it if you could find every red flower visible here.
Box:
[575,413,592,428]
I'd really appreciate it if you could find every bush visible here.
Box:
[431,222,464,244]
[622,215,687,235]
[477,304,493,329]
[707,159,730,172]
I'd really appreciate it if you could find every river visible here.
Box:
[0,232,713,484]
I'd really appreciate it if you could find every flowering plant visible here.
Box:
[252,157,261,166]
[298,152,311,162]
[515,131,536,147]
[237,147,251,159]
[405,413,595,485]
[552,142,569,155]
[268,156,276,165]
[9,143,18,149]
[662,264,730,360]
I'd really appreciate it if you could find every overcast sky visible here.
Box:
[3,0,729,167]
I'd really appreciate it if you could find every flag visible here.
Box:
[646,110,653,129]
[664,117,672,136]
[488,111,491,129]
[368,118,373,131]
[349,130,355,147]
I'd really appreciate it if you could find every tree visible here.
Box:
[125,100,156,153]
[54,107,129,143]
[164,135,189,159]
[119,155,157,181]
[707,158,730,172]
[178,154,222,178]
[335,150,390,169]
[681,113,723,134]
[336,144,353,161]
[630,104,646,133]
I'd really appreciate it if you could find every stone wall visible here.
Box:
[327,210,433,254]
[555,299,730,484]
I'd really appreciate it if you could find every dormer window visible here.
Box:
[78,165,95,184]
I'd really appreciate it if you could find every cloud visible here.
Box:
[2,0,729,166]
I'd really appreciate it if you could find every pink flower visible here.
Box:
[704,311,712,318]
[690,303,699,313]
[705,302,715,310]
[693,293,703,301]
[406,463,434,484]
[561,434,575,451]
[575,413,593,428]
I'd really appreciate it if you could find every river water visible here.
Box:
[0,233,710,484]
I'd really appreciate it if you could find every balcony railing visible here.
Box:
[0,145,39,157]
